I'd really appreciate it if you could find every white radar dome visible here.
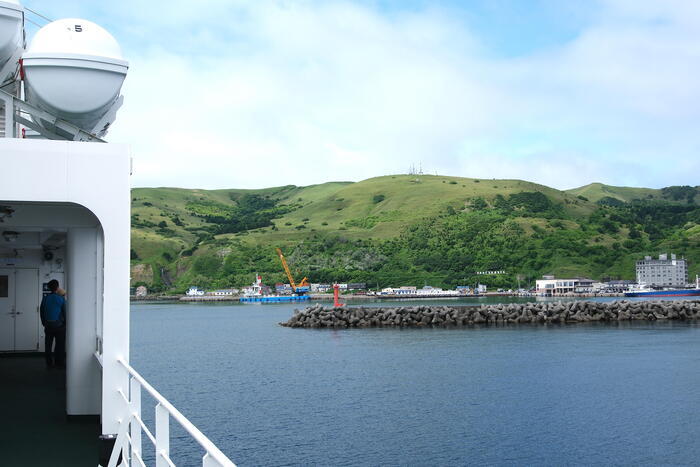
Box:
[0,0,24,84]
[22,18,128,137]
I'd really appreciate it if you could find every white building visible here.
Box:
[310,283,331,293]
[207,289,237,296]
[636,254,688,287]
[536,277,596,296]
[415,286,457,296]
[187,286,205,296]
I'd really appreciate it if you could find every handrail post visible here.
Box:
[155,403,170,467]
[1,92,15,138]
[130,377,142,462]
[203,453,226,467]
[116,358,235,466]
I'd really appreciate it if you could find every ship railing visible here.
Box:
[101,355,235,467]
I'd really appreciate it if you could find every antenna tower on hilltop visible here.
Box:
[408,163,424,176]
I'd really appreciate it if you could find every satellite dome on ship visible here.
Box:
[0,0,24,84]
[21,18,128,136]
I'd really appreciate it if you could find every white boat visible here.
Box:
[1,5,234,466]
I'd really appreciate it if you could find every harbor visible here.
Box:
[131,300,700,466]
[139,253,700,304]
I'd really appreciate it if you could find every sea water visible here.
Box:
[131,299,700,466]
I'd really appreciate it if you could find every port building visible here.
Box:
[636,254,688,287]
[535,276,595,296]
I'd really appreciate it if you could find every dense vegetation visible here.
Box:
[185,194,297,234]
[129,176,700,293]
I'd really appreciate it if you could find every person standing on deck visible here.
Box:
[40,279,66,368]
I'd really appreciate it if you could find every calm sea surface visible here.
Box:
[131,298,700,466]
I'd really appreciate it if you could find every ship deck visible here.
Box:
[0,354,99,466]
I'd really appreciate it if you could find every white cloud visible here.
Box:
[93,1,700,190]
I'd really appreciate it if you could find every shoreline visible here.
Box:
[131,292,626,302]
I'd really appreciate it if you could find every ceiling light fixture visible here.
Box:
[0,206,15,223]
[2,231,19,242]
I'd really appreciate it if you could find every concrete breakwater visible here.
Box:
[280,300,700,328]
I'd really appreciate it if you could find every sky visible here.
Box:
[22,1,700,190]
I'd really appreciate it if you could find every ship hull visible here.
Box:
[374,294,480,299]
[239,295,310,303]
[624,289,700,298]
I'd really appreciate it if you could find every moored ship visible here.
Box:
[240,295,310,303]
[239,274,310,303]
[625,277,700,298]
[625,288,700,298]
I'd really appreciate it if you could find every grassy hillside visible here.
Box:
[567,183,699,205]
[133,175,593,248]
[130,176,700,292]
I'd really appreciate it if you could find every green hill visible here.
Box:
[566,182,699,205]
[130,176,700,292]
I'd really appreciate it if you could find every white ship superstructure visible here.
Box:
[242,274,266,296]
[1,3,234,465]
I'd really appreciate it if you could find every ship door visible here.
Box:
[0,268,40,352]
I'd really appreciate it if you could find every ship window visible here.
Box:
[0,275,7,297]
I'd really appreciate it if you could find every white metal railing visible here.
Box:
[105,357,235,467]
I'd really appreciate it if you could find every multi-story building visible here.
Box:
[636,254,688,287]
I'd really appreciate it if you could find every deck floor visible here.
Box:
[0,355,99,466]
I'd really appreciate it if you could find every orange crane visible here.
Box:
[275,248,309,293]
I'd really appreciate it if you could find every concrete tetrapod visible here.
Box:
[280,300,700,328]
